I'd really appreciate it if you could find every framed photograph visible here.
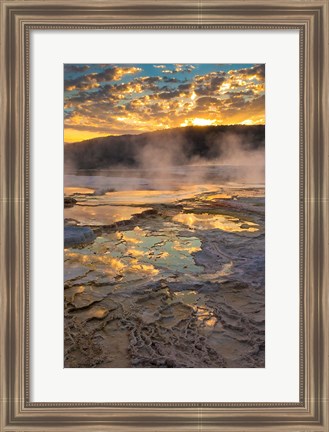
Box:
[1,0,328,431]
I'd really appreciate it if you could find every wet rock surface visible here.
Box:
[64,196,77,208]
[64,185,265,368]
[64,226,96,248]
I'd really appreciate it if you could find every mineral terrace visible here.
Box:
[64,177,265,368]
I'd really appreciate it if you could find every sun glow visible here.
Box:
[181,118,217,127]
[240,119,254,125]
[64,128,110,143]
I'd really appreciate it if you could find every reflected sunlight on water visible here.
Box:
[65,205,151,226]
[173,212,259,232]
[64,187,95,195]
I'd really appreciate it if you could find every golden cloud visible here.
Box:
[64,64,265,142]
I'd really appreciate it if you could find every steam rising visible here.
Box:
[64,126,265,191]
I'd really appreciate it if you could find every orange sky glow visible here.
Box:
[64,64,265,143]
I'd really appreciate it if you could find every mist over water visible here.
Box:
[65,129,265,192]
[64,126,265,369]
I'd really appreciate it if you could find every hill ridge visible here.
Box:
[64,125,265,171]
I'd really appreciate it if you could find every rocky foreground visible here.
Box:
[64,186,265,368]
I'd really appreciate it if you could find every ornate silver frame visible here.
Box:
[0,1,328,430]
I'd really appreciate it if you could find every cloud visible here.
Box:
[64,64,265,141]
[64,66,142,91]
[209,76,226,90]
[64,64,90,73]
[96,66,142,82]
[162,77,180,83]
[158,90,182,100]
[195,96,224,108]
[65,74,100,92]
[232,64,265,81]
[161,64,197,74]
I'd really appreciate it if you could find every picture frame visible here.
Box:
[0,0,328,430]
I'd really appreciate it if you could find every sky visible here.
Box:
[64,63,265,143]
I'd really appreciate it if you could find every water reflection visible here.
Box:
[65,205,151,226]
[173,212,259,232]
[65,225,203,289]
[64,187,95,195]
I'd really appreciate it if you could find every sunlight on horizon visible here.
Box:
[64,63,265,143]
